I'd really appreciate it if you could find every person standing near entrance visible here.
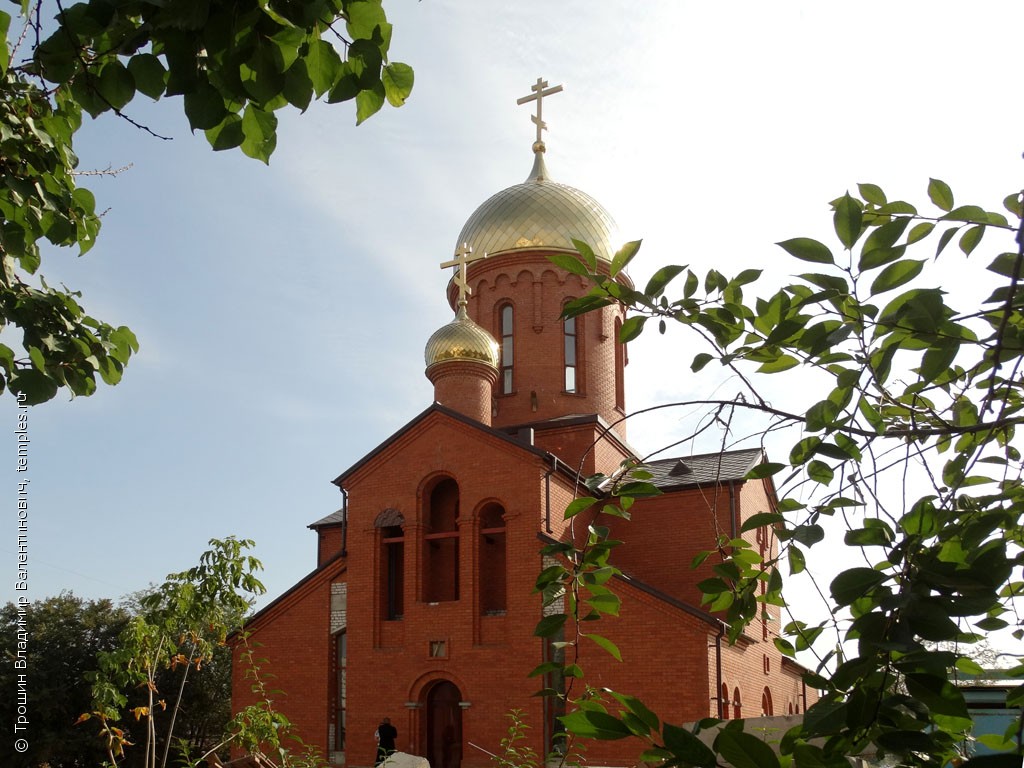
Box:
[375,717,398,765]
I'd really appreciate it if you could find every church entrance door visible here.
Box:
[425,680,462,768]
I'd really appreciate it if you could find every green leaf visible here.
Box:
[987,252,1024,278]
[184,80,229,130]
[757,354,800,373]
[644,265,685,297]
[356,83,385,125]
[9,369,59,404]
[240,104,278,163]
[306,40,343,98]
[619,316,648,343]
[691,352,714,372]
[907,221,935,244]
[788,546,806,575]
[582,632,621,661]
[609,241,643,278]
[777,237,834,264]
[714,729,780,768]
[741,511,784,532]
[941,204,988,222]
[1003,192,1023,218]
[205,113,244,151]
[830,567,887,606]
[533,614,567,638]
[565,497,599,519]
[0,11,10,75]
[833,194,863,249]
[858,182,886,206]
[928,178,954,212]
[282,60,314,111]
[560,710,632,740]
[382,62,414,107]
[97,61,136,111]
[745,463,786,481]
[869,259,924,295]
[548,252,589,276]
[127,54,167,100]
[662,723,716,768]
[958,224,985,256]
[935,226,958,257]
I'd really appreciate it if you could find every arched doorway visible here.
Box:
[425,680,462,768]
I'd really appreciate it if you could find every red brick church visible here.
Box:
[231,81,813,768]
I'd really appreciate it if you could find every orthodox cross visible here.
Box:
[440,243,485,305]
[517,77,563,146]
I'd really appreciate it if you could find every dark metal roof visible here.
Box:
[644,447,764,491]
[308,508,345,529]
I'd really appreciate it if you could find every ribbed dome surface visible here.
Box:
[455,152,619,261]
[424,306,500,369]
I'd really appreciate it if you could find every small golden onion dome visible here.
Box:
[425,304,500,369]
[455,149,620,262]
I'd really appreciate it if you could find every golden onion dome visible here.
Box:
[455,149,620,262]
[425,304,500,369]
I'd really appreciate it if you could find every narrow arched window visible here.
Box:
[424,478,460,602]
[733,687,742,719]
[564,314,578,393]
[761,687,774,716]
[479,503,506,614]
[381,525,404,620]
[720,683,730,719]
[334,631,347,750]
[500,304,514,394]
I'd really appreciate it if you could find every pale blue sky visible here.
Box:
[4,1,1023,616]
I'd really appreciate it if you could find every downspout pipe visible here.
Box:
[341,486,349,557]
[544,454,556,534]
[728,481,738,540]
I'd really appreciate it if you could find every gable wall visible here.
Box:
[340,415,556,767]
[231,566,341,758]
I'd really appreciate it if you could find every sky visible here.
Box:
[4,1,1024,626]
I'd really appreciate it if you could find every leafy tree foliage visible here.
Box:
[1,0,411,404]
[0,593,130,768]
[83,536,267,768]
[541,182,1024,767]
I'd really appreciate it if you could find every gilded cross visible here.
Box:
[440,243,485,305]
[517,77,563,146]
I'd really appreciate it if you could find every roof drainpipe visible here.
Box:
[715,624,725,718]
[728,481,738,540]
[341,486,349,557]
[544,455,556,534]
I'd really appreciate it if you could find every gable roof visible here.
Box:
[645,447,764,492]
[330,402,574,487]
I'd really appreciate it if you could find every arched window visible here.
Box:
[788,701,794,715]
[424,478,460,602]
[614,316,625,411]
[334,631,347,750]
[720,683,730,719]
[376,508,405,621]
[761,687,774,716]
[564,314,578,393]
[500,304,514,394]
[732,687,742,719]
[478,503,506,614]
